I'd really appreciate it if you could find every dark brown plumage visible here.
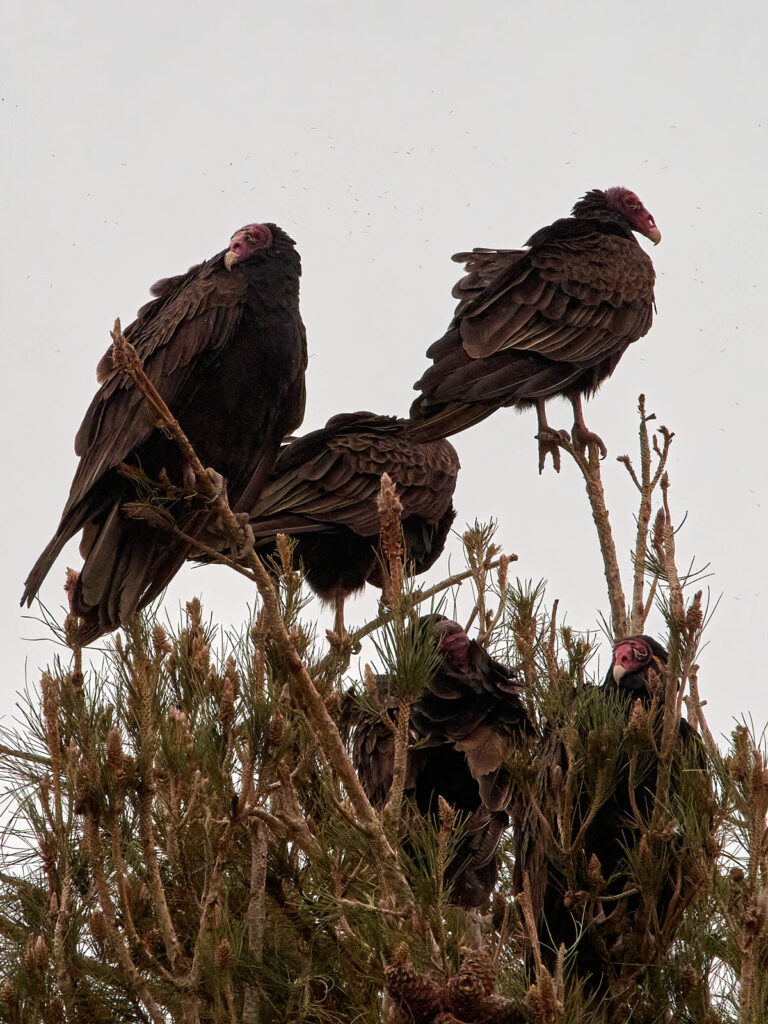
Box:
[22,223,307,643]
[409,187,659,470]
[230,412,459,629]
[349,616,534,907]
[513,636,712,994]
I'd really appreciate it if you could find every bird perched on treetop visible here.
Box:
[208,412,459,634]
[606,633,669,697]
[409,187,659,471]
[348,615,534,907]
[22,223,307,643]
[513,635,713,997]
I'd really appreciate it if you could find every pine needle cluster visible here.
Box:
[3,389,768,1024]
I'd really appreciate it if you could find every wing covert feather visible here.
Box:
[456,233,654,365]
[67,259,246,516]
[249,416,459,539]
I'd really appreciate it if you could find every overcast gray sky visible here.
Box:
[2,0,767,740]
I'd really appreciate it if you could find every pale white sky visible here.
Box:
[2,1,767,740]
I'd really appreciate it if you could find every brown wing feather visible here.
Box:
[69,256,244,516]
[458,234,654,364]
[249,417,459,540]
[410,214,656,442]
[21,256,248,607]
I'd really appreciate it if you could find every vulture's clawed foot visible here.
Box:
[194,510,253,561]
[231,512,255,559]
[536,428,569,474]
[208,510,254,559]
[203,467,228,502]
[570,424,608,459]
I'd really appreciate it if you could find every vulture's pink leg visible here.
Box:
[570,395,608,459]
[535,399,569,474]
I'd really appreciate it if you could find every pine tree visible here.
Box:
[1,330,766,1023]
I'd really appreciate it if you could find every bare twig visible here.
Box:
[110,320,415,911]
[345,557,510,656]
[685,666,716,752]
[617,396,674,634]
[0,743,51,768]
[560,437,628,638]
[382,698,411,837]
[82,811,168,1024]
[517,873,545,980]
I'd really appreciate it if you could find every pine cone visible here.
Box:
[90,909,107,950]
[385,950,444,1024]
[447,971,486,1018]
[447,949,496,1018]
[458,950,495,995]
[525,969,561,1024]
[478,993,524,1024]
[267,709,284,744]
[214,937,231,970]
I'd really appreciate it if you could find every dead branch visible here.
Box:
[110,319,415,912]
[559,437,628,638]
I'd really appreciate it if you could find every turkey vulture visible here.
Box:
[349,616,534,907]
[606,633,669,695]
[409,187,659,470]
[221,412,459,632]
[513,635,712,996]
[22,223,307,643]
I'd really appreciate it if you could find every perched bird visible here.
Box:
[22,223,307,643]
[227,412,459,632]
[606,633,669,696]
[349,616,534,907]
[409,187,660,471]
[514,636,712,996]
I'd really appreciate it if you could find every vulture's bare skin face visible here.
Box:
[434,620,471,668]
[605,187,661,245]
[225,224,273,268]
[611,637,654,683]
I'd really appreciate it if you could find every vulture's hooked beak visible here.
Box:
[224,250,238,271]
[646,226,662,246]
[612,664,627,684]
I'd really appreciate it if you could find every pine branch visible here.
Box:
[345,556,511,651]
[559,436,628,638]
[82,810,168,1023]
[617,396,674,634]
[110,318,416,912]
[382,698,411,837]
[0,743,51,768]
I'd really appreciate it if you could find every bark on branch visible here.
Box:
[110,319,415,911]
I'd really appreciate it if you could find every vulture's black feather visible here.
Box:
[226,412,459,608]
[513,635,712,992]
[23,224,307,642]
[409,187,659,470]
[348,616,534,907]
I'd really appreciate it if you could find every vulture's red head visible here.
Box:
[604,187,661,245]
[573,187,661,246]
[606,634,668,696]
[225,223,274,269]
[429,616,471,668]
